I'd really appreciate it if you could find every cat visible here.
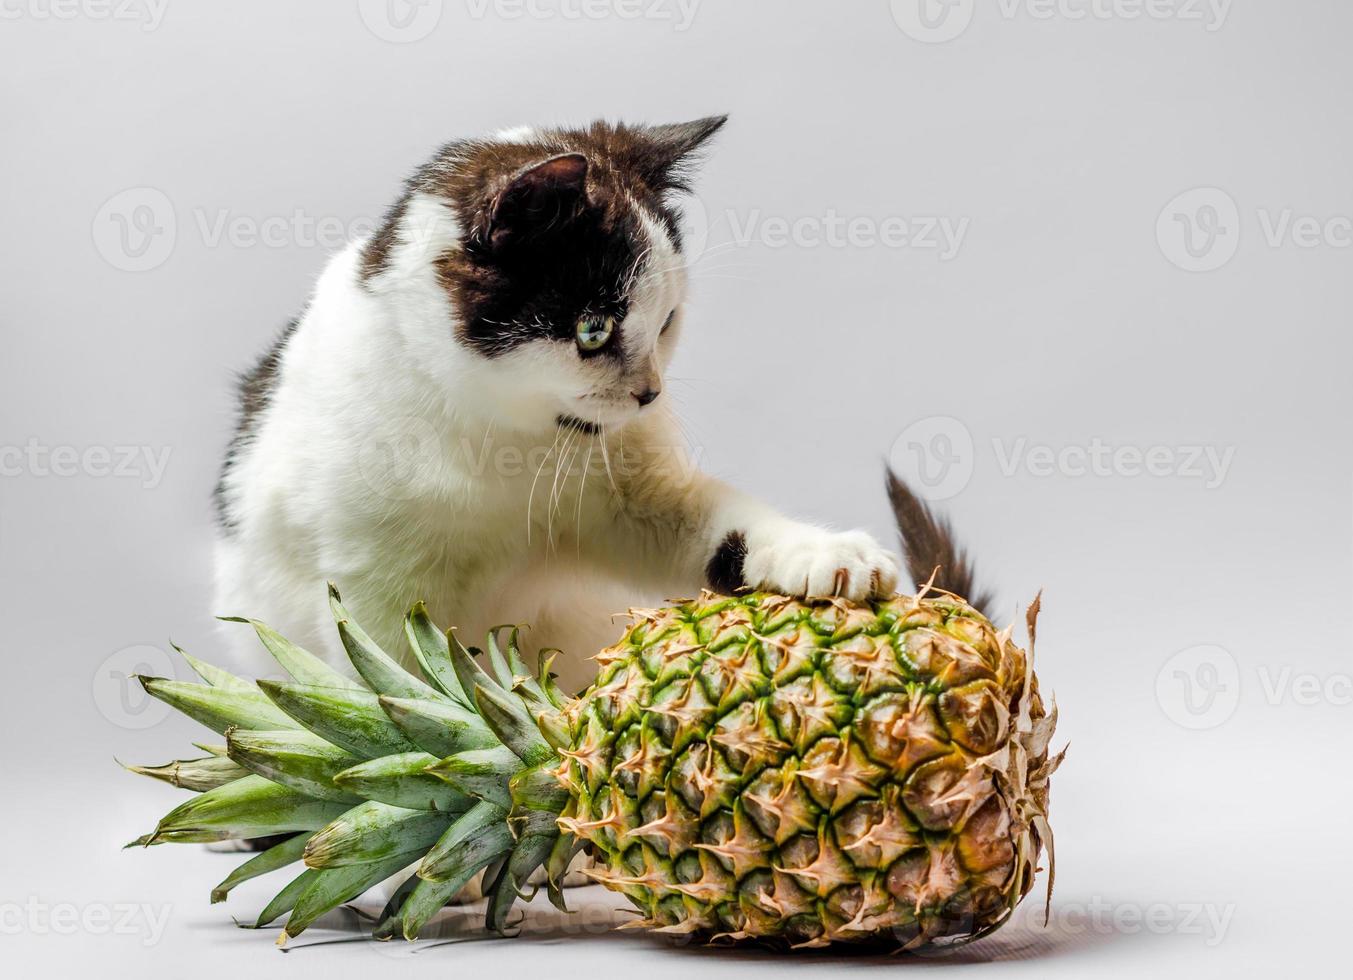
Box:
[212,116,900,693]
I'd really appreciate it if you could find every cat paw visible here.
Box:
[743,526,900,600]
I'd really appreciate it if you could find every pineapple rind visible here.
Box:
[560,591,1059,948]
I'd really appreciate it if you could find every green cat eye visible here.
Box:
[575,314,615,352]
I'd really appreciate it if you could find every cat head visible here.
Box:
[361,116,728,434]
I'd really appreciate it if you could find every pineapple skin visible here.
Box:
[558,591,1059,948]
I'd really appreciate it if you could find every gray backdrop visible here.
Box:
[3,1,1349,976]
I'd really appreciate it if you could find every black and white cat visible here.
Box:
[213,117,899,691]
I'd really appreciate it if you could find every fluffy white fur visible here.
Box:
[215,188,898,691]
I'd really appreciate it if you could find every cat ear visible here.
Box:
[487,153,589,251]
[633,115,729,192]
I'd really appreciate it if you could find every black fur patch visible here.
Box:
[706,530,748,594]
[358,117,728,358]
[214,319,299,531]
[556,414,601,435]
[449,199,642,359]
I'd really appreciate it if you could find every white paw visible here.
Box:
[743,525,900,600]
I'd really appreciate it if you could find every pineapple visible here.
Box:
[127,581,1061,951]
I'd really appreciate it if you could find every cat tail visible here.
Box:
[885,468,994,618]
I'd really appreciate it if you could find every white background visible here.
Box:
[2,1,1350,976]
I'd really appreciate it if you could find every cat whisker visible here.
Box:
[544,432,569,552]
[527,427,563,548]
[560,428,589,552]
[573,413,598,560]
[650,239,748,275]
[547,424,584,554]
[671,411,699,455]
[682,251,760,270]
[626,241,655,295]
[598,422,619,497]
[687,271,758,283]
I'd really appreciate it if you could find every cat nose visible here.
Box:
[633,387,661,407]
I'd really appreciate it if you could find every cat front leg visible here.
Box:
[694,482,901,600]
[593,446,900,600]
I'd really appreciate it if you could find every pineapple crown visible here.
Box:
[129,583,579,941]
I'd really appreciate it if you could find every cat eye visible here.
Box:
[575,314,615,352]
